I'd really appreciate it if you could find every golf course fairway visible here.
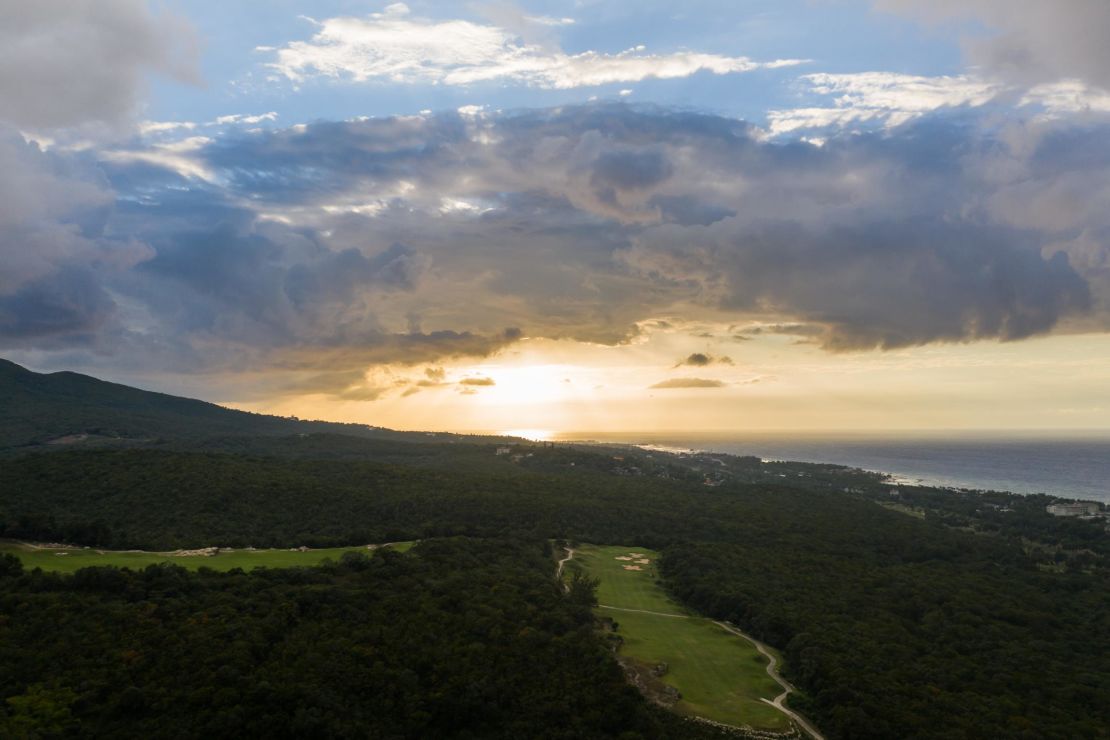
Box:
[0,540,414,573]
[569,544,791,733]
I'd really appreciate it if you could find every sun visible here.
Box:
[453,362,604,435]
[499,428,555,441]
[472,364,577,407]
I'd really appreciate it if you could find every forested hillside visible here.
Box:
[0,359,495,449]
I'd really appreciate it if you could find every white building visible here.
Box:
[1046,501,1101,517]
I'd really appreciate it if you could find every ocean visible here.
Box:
[555,431,1110,504]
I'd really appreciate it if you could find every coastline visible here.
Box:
[555,432,1110,503]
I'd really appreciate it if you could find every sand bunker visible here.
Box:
[623,565,643,571]
[635,558,650,564]
[171,547,219,558]
[615,556,634,561]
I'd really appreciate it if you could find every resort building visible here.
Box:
[1045,501,1102,517]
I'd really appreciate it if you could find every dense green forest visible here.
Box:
[859,484,1110,568]
[2,360,1109,738]
[663,537,1110,739]
[0,538,733,739]
[4,447,1109,737]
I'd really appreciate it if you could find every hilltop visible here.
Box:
[0,358,496,450]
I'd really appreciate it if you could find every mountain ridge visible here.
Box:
[0,358,479,449]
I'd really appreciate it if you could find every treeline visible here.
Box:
[0,538,733,739]
[0,449,777,550]
[866,486,1110,570]
[662,539,1110,739]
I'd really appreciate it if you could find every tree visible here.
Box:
[567,570,601,607]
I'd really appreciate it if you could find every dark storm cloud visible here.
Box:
[5,103,1109,378]
[629,217,1090,350]
[0,268,114,343]
[0,130,155,347]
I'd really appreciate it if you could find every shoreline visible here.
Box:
[563,435,1110,504]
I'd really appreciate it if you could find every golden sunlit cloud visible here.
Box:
[218,324,1110,436]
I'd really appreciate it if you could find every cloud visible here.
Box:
[337,385,390,401]
[124,106,1110,352]
[768,73,1001,135]
[264,4,804,89]
[0,130,155,345]
[458,376,495,386]
[152,107,1110,351]
[650,378,726,389]
[0,267,114,343]
[676,352,732,367]
[769,72,1110,135]
[101,136,216,181]
[0,0,198,131]
[139,121,198,136]
[215,112,279,126]
[874,0,1110,90]
[736,323,826,338]
[5,104,1107,381]
[526,15,575,27]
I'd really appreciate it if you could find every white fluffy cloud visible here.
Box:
[769,73,999,135]
[265,3,803,89]
[769,73,1110,135]
[214,112,279,126]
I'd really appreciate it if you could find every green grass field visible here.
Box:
[570,544,789,732]
[0,540,414,573]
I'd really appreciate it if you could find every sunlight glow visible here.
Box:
[474,364,577,406]
[499,428,555,441]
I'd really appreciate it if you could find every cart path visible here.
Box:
[714,621,825,740]
[558,545,824,740]
[598,604,689,618]
[556,547,575,580]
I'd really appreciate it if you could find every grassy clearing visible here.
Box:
[0,540,414,573]
[879,501,926,519]
[570,544,788,732]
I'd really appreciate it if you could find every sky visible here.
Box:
[3,0,1110,435]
